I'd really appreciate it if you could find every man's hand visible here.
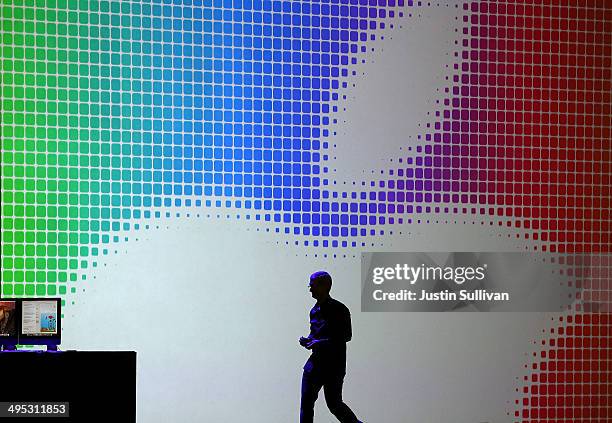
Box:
[305,338,329,350]
[305,339,318,350]
[300,337,329,349]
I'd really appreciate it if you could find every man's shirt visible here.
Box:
[305,297,352,373]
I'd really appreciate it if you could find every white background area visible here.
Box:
[63,213,551,423]
[328,4,461,184]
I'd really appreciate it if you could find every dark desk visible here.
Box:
[0,351,136,422]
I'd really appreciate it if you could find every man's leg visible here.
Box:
[300,368,324,423]
[323,374,360,423]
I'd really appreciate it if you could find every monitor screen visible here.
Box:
[20,299,61,342]
[0,301,18,339]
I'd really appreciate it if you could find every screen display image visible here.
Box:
[21,301,58,337]
[0,301,17,338]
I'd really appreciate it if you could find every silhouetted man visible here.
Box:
[299,271,362,423]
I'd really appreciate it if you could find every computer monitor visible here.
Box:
[19,298,61,350]
[0,300,19,349]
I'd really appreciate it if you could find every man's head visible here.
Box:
[309,271,332,301]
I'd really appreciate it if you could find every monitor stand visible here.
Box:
[47,345,58,352]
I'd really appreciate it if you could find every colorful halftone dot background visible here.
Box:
[449,2,612,422]
[1,0,611,421]
[2,0,415,299]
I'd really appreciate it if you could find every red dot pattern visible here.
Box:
[445,1,611,254]
[454,1,612,422]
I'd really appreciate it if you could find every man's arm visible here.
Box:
[341,307,352,343]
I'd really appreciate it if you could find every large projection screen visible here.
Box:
[1,1,610,422]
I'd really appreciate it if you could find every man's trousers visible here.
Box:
[300,365,360,423]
